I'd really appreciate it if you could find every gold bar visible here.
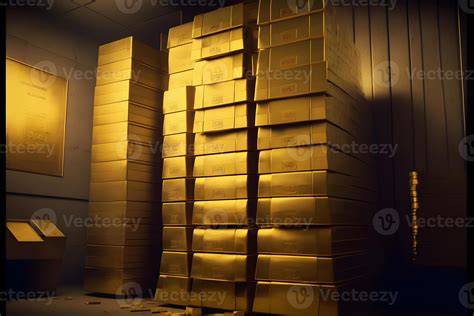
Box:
[193,103,254,133]
[257,0,325,25]
[162,227,193,251]
[193,228,257,254]
[162,156,194,179]
[163,86,195,114]
[191,253,256,282]
[192,199,256,226]
[194,175,258,201]
[162,178,195,202]
[194,152,257,177]
[194,78,254,110]
[194,129,256,156]
[168,22,193,48]
[160,251,192,277]
[162,202,193,226]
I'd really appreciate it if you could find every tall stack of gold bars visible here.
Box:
[157,2,260,311]
[86,37,167,295]
[252,0,375,315]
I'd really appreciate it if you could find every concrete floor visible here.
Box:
[6,286,185,316]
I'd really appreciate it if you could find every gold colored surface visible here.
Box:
[90,160,160,183]
[89,181,157,202]
[169,43,194,74]
[163,86,195,114]
[96,58,168,91]
[191,253,256,282]
[163,156,194,179]
[194,129,256,155]
[194,152,257,177]
[92,122,160,145]
[194,175,257,201]
[162,227,193,251]
[258,12,325,49]
[193,103,253,133]
[194,78,254,109]
[93,101,162,128]
[160,251,192,276]
[162,202,194,226]
[257,0,325,25]
[192,228,257,254]
[91,141,159,164]
[168,70,194,90]
[258,227,368,256]
[84,267,151,295]
[162,178,195,202]
[86,245,152,269]
[163,111,195,135]
[192,199,256,226]
[98,36,167,71]
[256,197,371,226]
[192,3,258,39]
[162,133,194,158]
[193,53,255,86]
[94,80,163,108]
[87,223,154,246]
[155,275,192,306]
[6,58,67,176]
[168,22,194,48]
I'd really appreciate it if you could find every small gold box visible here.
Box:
[169,43,194,74]
[194,152,257,177]
[192,2,257,38]
[94,80,163,109]
[162,156,194,179]
[194,78,254,110]
[193,199,257,227]
[194,129,256,155]
[193,53,256,86]
[93,102,162,128]
[162,178,195,202]
[193,228,257,254]
[96,59,168,91]
[155,275,192,306]
[168,22,194,48]
[98,36,167,71]
[162,227,193,251]
[162,202,193,226]
[162,133,194,158]
[90,160,160,183]
[193,103,254,134]
[91,141,159,164]
[191,253,256,282]
[169,69,194,90]
[256,197,371,226]
[92,122,160,146]
[89,181,157,202]
[160,251,192,277]
[86,245,154,269]
[191,26,257,61]
[257,0,325,25]
[258,227,368,256]
[163,111,195,136]
[194,175,258,201]
[163,86,195,114]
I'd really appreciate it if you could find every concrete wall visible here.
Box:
[6,8,99,285]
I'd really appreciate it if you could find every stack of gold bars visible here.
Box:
[85,37,167,295]
[251,0,376,315]
[158,21,196,306]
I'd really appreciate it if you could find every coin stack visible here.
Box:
[186,2,259,313]
[156,22,196,307]
[252,1,376,315]
[85,37,167,295]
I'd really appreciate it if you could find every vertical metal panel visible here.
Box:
[354,6,373,100]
